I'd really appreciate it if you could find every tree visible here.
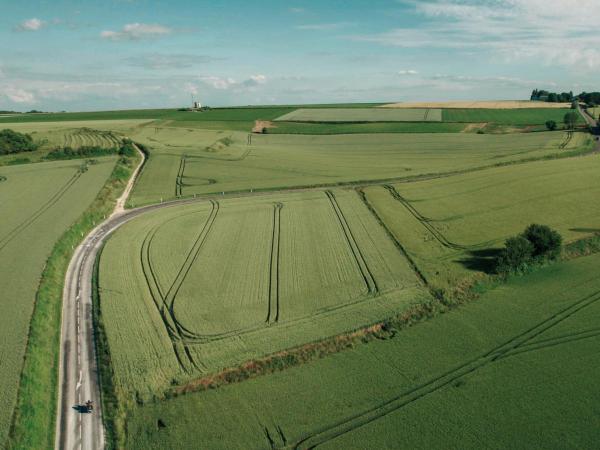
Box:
[545,120,557,131]
[563,112,578,129]
[496,236,534,273]
[522,224,562,258]
[548,93,558,102]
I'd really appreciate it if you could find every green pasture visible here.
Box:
[129,128,590,206]
[443,108,581,125]
[0,158,116,445]
[124,252,600,449]
[98,190,427,397]
[275,108,442,122]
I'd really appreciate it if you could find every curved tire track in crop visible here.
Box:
[139,203,219,372]
[289,290,600,449]
[0,170,82,252]
[383,184,496,251]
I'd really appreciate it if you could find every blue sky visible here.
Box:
[0,0,598,111]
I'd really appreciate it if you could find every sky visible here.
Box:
[0,0,599,111]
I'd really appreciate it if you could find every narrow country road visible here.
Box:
[55,146,147,450]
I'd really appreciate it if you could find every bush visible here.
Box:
[522,223,563,258]
[496,236,534,273]
[545,120,557,131]
[0,129,38,155]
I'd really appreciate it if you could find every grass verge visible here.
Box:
[6,153,140,450]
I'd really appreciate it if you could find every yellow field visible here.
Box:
[380,101,572,109]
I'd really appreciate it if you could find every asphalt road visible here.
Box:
[55,147,148,450]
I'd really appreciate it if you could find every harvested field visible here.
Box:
[0,158,116,445]
[274,108,442,122]
[381,100,572,109]
[98,190,427,396]
[125,253,600,450]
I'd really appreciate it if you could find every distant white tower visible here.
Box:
[193,100,202,109]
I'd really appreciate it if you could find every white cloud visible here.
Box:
[101,23,172,41]
[246,74,267,85]
[398,69,419,75]
[289,7,305,14]
[198,75,268,91]
[355,0,600,69]
[3,87,36,103]
[16,18,45,32]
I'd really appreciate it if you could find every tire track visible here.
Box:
[0,169,82,252]
[356,189,429,287]
[288,290,600,449]
[325,190,378,295]
[175,155,186,197]
[139,203,219,372]
[266,203,283,324]
[383,184,496,251]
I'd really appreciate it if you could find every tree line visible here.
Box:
[531,89,600,106]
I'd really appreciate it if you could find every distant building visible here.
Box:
[193,101,202,109]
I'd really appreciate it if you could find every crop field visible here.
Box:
[0,157,116,445]
[362,154,600,289]
[275,108,442,122]
[98,189,428,396]
[128,128,589,205]
[442,108,580,125]
[124,252,600,449]
[0,108,295,124]
[266,121,467,134]
[381,100,572,109]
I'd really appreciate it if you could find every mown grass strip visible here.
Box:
[6,153,139,450]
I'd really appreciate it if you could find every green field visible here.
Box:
[0,107,295,124]
[275,108,442,122]
[98,190,429,397]
[123,252,600,449]
[442,108,581,125]
[0,120,142,165]
[128,128,590,205]
[266,121,466,134]
[362,154,600,290]
[0,157,116,445]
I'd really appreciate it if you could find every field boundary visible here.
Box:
[130,133,595,207]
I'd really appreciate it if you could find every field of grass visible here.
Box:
[266,121,466,134]
[0,157,116,446]
[275,108,442,122]
[98,189,428,398]
[128,128,590,205]
[123,252,600,449]
[362,154,600,290]
[0,107,296,124]
[442,108,580,125]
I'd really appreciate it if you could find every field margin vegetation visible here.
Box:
[6,150,140,450]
